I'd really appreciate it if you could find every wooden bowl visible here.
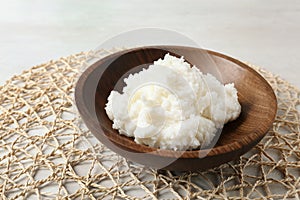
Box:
[75,46,277,171]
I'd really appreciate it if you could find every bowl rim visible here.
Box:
[75,45,277,158]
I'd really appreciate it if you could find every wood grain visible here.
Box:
[75,46,277,171]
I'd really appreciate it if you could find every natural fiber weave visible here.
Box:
[0,49,299,200]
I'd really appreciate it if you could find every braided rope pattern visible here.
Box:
[0,50,299,199]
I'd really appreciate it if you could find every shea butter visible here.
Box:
[105,54,241,150]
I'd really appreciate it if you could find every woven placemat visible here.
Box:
[0,49,299,200]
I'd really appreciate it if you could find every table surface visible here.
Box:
[0,2,299,198]
[0,0,299,88]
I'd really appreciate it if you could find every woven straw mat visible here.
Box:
[0,49,299,200]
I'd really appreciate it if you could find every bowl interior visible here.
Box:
[77,46,277,158]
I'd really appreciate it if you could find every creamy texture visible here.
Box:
[105,54,241,150]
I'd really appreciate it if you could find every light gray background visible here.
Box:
[0,0,299,88]
[0,1,299,198]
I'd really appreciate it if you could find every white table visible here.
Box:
[0,1,299,199]
[1,0,299,88]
